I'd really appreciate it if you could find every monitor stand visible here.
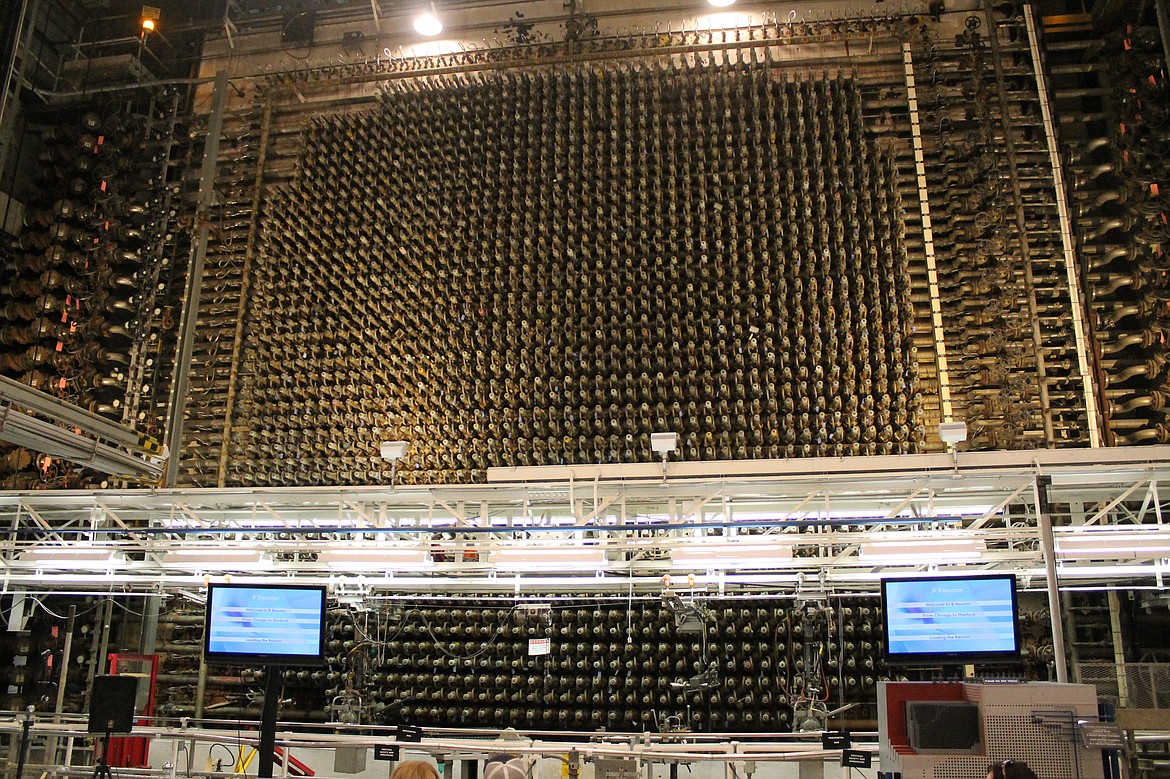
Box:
[258,666,283,779]
[926,664,966,682]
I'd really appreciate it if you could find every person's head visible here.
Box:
[392,761,440,779]
[986,760,1039,779]
[483,754,526,779]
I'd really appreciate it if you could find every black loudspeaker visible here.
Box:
[281,10,316,45]
[88,675,138,734]
[906,701,980,752]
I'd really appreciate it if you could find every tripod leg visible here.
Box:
[91,737,106,779]
[92,733,117,779]
[16,710,34,779]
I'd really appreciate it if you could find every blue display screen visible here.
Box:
[205,584,326,665]
[882,574,1019,662]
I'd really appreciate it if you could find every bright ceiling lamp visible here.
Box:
[493,545,606,572]
[1055,531,1170,560]
[708,0,736,6]
[671,538,792,570]
[140,4,160,33]
[13,545,128,570]
[413,3,443,36]
[317,545,432,572]
[162,547,272,572]
[858,537,986,565]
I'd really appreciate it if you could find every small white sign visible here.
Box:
[528,638,551,656]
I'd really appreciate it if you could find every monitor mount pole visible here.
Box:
[258,666,282,778]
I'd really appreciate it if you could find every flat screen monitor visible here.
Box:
[881,573,1020,665]
[204,583,327,666]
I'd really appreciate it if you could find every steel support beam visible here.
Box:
[1156,0,1170,90]
[217,93,272,487]
[983,0,1056,443]
[1035,474,1069,683]
[0,0,30,183]
[165,70,229,487]
[1023,4,1103,447]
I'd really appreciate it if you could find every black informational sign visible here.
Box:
[374,745,401,761]
[822,731,852,750]
[841,750,872,768]
[397,725,423,742]
[1079,723,1126,750]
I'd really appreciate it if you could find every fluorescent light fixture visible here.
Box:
[493,545,606,572]
[162,547,272,572]
[1055,531,1170,560]
[379,441,408,461]
[858,537,986,564]
[651,432,679,455]
[938,421,968,444]
[671,538,792,570]
[707,0,736,7]
[13,545,128,570]
[413,11,443,36]
[317,545,432,571]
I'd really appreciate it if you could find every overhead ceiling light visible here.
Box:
[493,545,606,572]
[162,547,272,572]
[1055,531,1170,560]
[707,0,736,6]
[13,545,128,570]
[858,537,986,565]
[140,4,160,33]
[651,431,679,482]
[379,441,408,461]
[317,545,432,571]
[671,538,792,570]
[379,440,408,486]
[413,10,443,37]
[650,432,679,455]
[938,421,968,444]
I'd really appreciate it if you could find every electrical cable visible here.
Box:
[108,598,147,618]
[29,595,104,621]
[208,743,235,771]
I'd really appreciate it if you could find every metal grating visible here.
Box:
[910,712,1083,779]
[888,710,1098,779]
[1076,662,1170,710]
[928,712,1078,779]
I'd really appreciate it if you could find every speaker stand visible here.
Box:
[91,732,114,779]
[15,706,35,779]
